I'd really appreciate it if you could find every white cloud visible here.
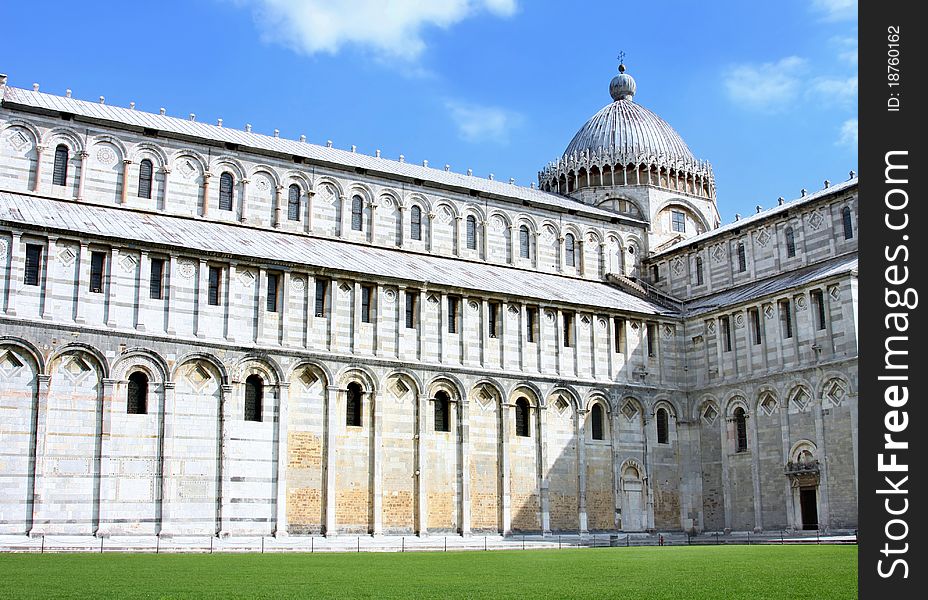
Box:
[837,117,858,148]
[445,100,523,144]
[723,56,807,112]
[239,0,517,61]
[811,0,857,21]
[809,74,857,108]
[832,35,858,65]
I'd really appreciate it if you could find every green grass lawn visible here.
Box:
[0,545,856,599]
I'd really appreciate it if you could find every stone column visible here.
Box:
[577,407,589,534]
[165,255,177,335]
[500,399,512,535]
[240,178,251,223]
[557,235,566,272]
[481,220,489,261]
[813,400,831,530]
[397,205,407,247]
[32,145,45,192]
[218,383,233,536]
[224,263,237,343]
[279,271,290,347]
[538,403,550,535]
[96,378,117,535]
[158,382,175,537]
[120,159,132,205]
[201,171,212,218]
[273,183,283,227]
[5,232,22,316]
[577,240,586,277]
[337,194,347,237]
[105,247,119,327]
[749,410,763,532]
[275,383,290,537]
[76,150,89,201]
[416,392,429,536]
[305,189,315,234]
[28,374,52,536]
[160,167,171,211]
[256,267,267,344]
[427,211,436,253]
[195,259,208,338]
[74,242,90,323]
[720,415,733,532]
[41,236,58,321]
[507,225,516,265]
[454,215,464,257]
[323,386,339,536]
[136,250,149,331]
[459,395,471,536]
[371,390,383,535]
[369,201,378,244]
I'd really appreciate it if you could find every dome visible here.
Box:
[563,65,695,165]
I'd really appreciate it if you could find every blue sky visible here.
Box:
[3,0,857,222]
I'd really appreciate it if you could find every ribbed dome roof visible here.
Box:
[562,64,696,166]
[563,99,696,165]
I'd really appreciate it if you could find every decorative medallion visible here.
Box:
[338,283,352,296]
[795,296,807,310]
[475,385,495,411]
[119,253,138,273]
[621,401,639,422]
[291,276,305,292]
[390,379,411,401]
[321,184,336,204]
[238,269,256,286]
[438,207,454,225]
[663,324,674,338]
[186,363,212,391]
[755,227,771,247]
[383,288,397,303]
[468,300,479,311]
[706,320,716,334]
[178,159,196,179]
[57,245,76,266]
[671,257,684,276]
[630,321,640,331]
[6,130,30,152]
[507,305,520,317]
[580,315,591,327]
[759,393,778,416]
[554,396,570,415]
[692,335,704,346]
[427,294,439,304]
[257,179,270,191]
[702,404,719,425]
[0,350,25,378]
[589,233,598,244]
[764,304,775,319]
[62,355,91,382]
[491,216,506,232]
[95,146,117,166]
[544,309,556,323]
[734,314,745,328]
[711,243,725,263]
[298,368,319,389]
[177,259,196,279]
[825,380,847,407]
[541,226,556,243]
[790,387,811,412]
[598,318,607,329]
[381,197,394,209]
[828,284,840,301]
[807,210,824,230]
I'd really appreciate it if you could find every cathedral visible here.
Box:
[0,63,857,539]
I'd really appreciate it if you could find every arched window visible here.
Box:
[52,144,69,186]
[591,403,604,440]
[842,207,853,239]
[244,374,263,422]
[219,172,234,211]
[695,256,704,285]
[737,241,747,272]
[515,398,530,437]
[656,407,669,444]
[466,215,477,250]
[287,184,301,221]
[785,226,796,257]
[434,391,451,432]
[346,382,363,426]
[138,159,153,199]
[734,407,747,452]
[519,225,530,259]
[410,205,422,240]
[351,195,364,231]
[127,371,148,415]
[565,233,576,267]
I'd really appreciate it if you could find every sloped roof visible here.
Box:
[0,191,671,316]
[651,177,858,258]
[1,85,629,222]
[683,253,858,317]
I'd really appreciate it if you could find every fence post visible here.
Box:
[311,536,314,553]
[444,537,447,552]
[357,537,360,553]
[626,534,629,547]
[261,537,265,554]
[210,536,213,554]
[522,535,525,551]
[715,532,719,545]
[484,536,487,551]
[100,536,104,554]
[402,536,405,553]
[558,535,561,550]
[41,535,45,554]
